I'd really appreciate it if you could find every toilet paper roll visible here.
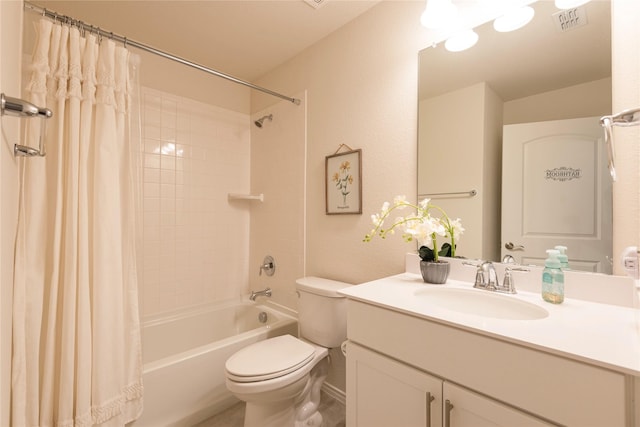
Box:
[340,340,348,356]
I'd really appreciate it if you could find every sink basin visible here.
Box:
[414,287,549,320]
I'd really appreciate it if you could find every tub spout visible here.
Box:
[250,288,272,301]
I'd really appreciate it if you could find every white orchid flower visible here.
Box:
[363,195,463,261]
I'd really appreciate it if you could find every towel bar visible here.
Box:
[1,93,52,157]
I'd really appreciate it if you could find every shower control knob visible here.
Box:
[259,255,276,276]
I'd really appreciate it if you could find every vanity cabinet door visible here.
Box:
[443,382,553,427]
[347,342,442,427]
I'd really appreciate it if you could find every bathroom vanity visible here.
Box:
[339,257,640,427]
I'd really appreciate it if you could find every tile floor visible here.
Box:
[193,392,346,427]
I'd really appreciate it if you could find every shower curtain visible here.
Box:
[11,18,143,427]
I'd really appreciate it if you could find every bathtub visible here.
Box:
[128,301,298,427]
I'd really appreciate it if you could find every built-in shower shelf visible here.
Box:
[228,193,264,202]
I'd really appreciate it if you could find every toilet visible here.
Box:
[225,277,350,427]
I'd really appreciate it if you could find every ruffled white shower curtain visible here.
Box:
[12,18,143,427]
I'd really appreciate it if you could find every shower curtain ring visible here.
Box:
[124,37,128,48]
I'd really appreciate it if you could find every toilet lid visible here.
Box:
[225,335,316,382]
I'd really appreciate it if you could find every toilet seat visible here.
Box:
[225,335,315,383]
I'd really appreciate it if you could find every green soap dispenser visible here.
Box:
[555,245,569,270]
[542,249,564,304]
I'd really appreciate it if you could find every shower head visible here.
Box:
[254,114,273,128]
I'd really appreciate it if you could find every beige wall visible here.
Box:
[482,83,503,262]
[419,82,503,262]
[137,51,251,115]
[249,4,432,390]
[504,77,612,125]
[248,93,307,310]
[253,1,430,285]
[612,0,640,276]
[0,1,23,425]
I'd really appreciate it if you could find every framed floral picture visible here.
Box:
[325,148,362,214]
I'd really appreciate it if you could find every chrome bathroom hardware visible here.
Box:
[501,265,530,295]
[502,268,516,294]
[259,255,275,276]
[23,1,301,106]
[258,311,268,323]
[418,189,476,199]
[464,260,529,294]
[250,288,272,301]
[444,400,454,427]
[254,114,273,128]
[1,93,52,157]
[426,392,435,427]
[475,261,499,291]
[601,107,640,128]
[502,254,516,264]
[600,106,640,181]
[504,242,525,251]
[462,260,492,289]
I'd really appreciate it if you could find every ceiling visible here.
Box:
[27,0,381,82]
[25,0,612,101]
[420,0,611,102]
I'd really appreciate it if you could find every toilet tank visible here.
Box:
[296,277,351,348]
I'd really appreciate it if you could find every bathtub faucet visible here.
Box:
[250,288,272,301]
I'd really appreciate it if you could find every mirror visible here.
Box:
[418,1,612,270]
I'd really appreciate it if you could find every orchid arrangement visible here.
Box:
[363,195,464,263]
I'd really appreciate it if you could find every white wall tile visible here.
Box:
[140,87,251,318]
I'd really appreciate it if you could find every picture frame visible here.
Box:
[325,148,362,215]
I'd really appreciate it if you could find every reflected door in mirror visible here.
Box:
[501,117,612,273]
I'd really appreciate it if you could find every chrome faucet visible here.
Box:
[464,260,528,294]
[250,288,272,301]
[502,254,516,264]
[476,261,498,291]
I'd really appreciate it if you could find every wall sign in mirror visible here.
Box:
[325,146,362,215]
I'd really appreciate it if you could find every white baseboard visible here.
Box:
[322,382,346,406]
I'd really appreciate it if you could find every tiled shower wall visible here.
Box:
[140,87,251,317]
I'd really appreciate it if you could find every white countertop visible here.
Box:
[339,272,640,376]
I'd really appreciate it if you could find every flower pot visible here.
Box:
[420,260,450,284]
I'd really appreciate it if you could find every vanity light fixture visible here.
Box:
[420,0,458,29]
[493,6,535,33]
[445,29,479,52]
[554,0,590,10]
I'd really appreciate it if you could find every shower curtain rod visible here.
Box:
[23,1,302,106]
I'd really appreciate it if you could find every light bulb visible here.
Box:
[554,0,590,10]
[420,0,458,29]
[445,29,479,52]
[493,6,535,33]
